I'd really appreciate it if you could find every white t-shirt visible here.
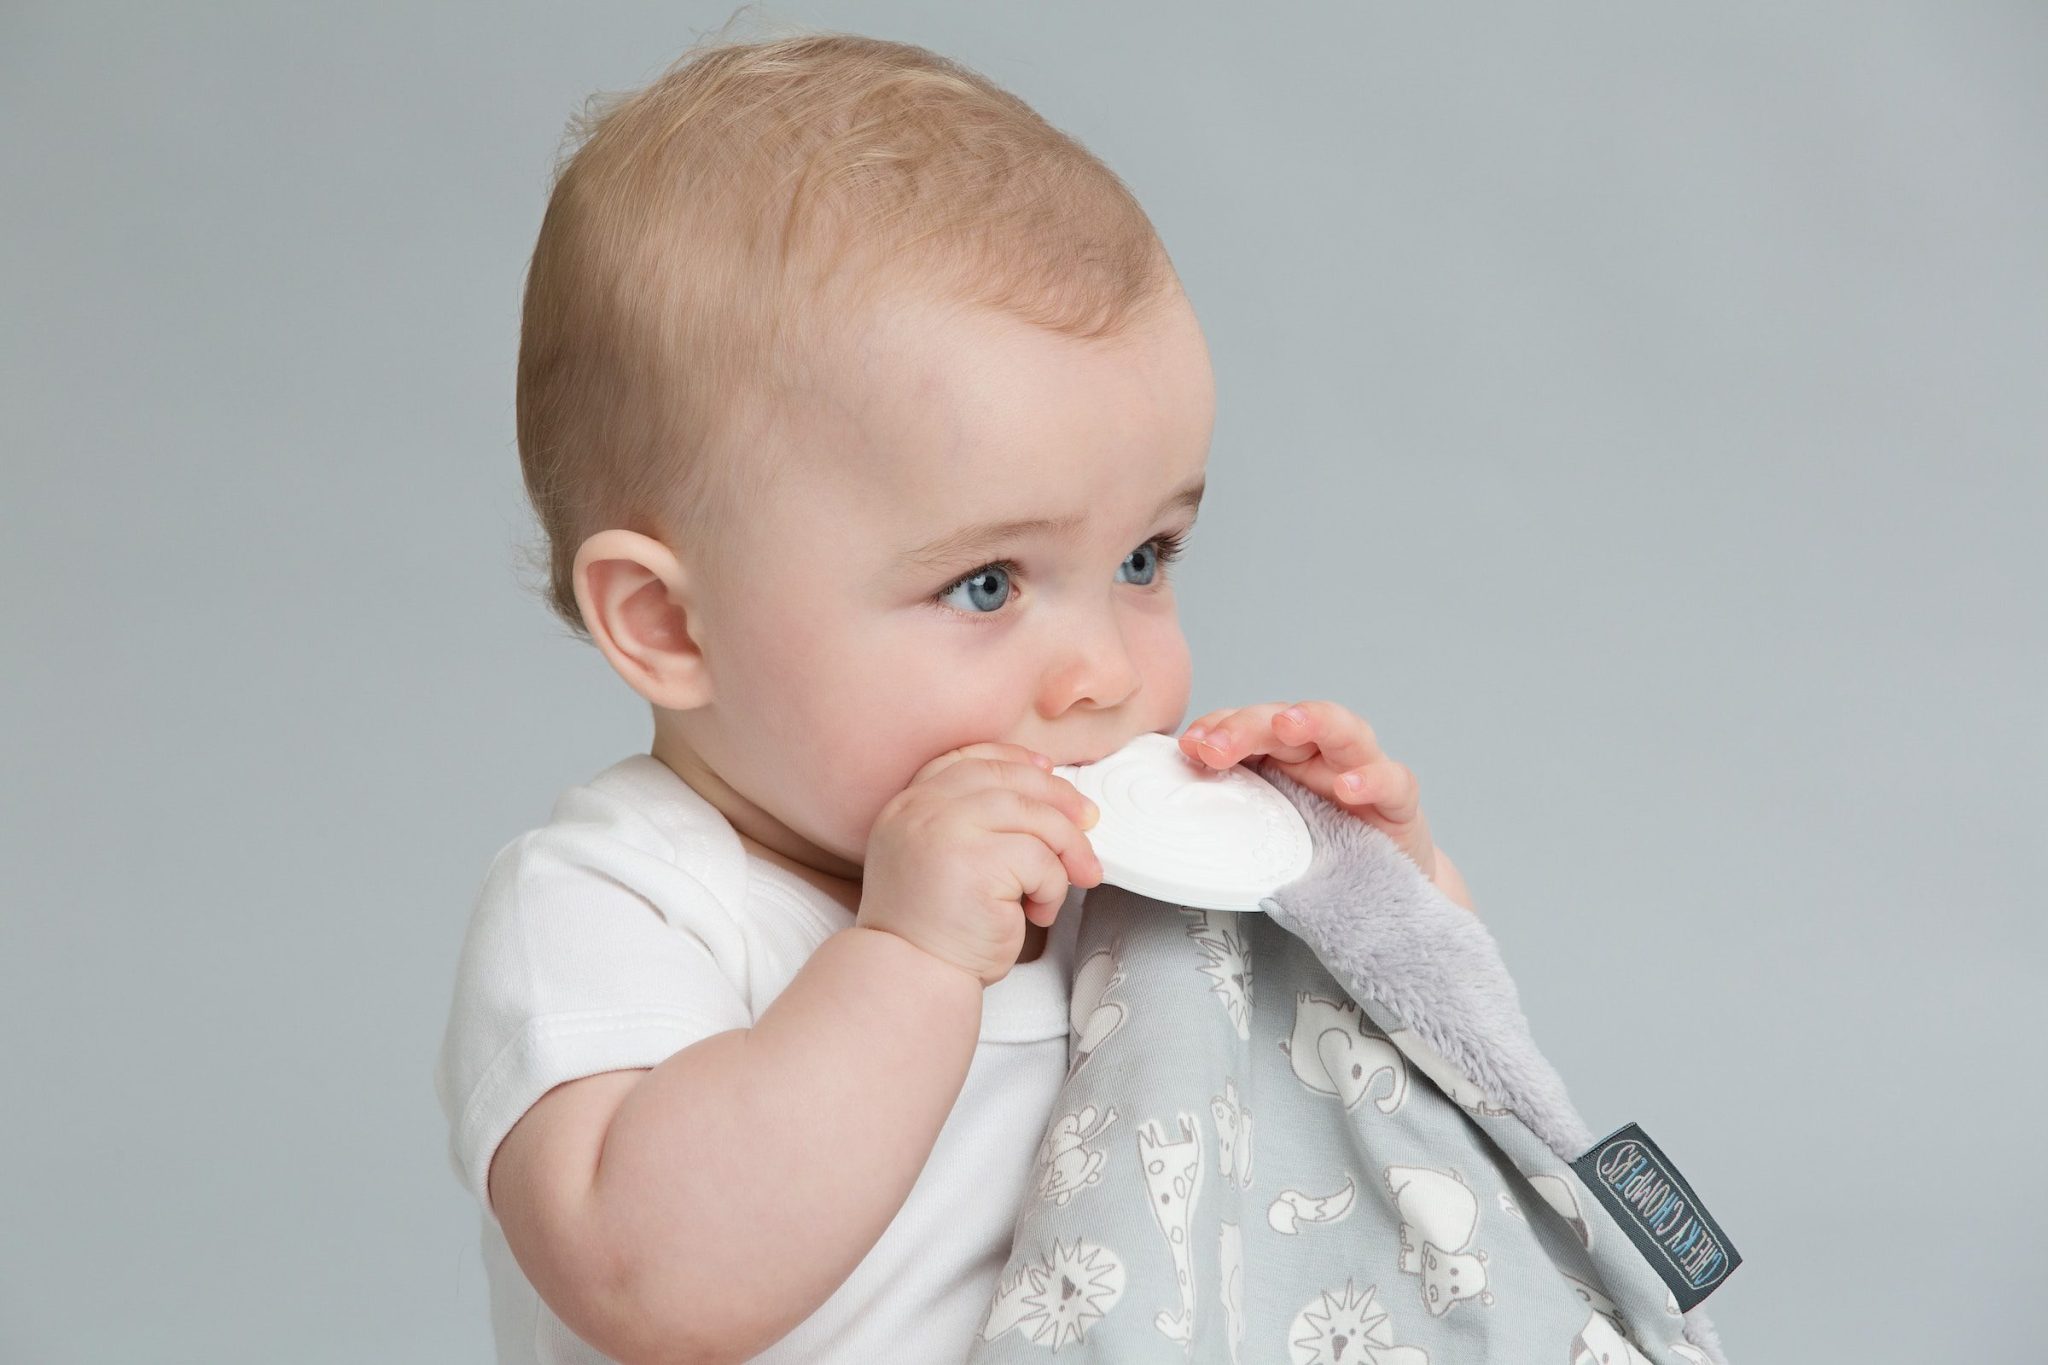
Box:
[434,753,1081,1365]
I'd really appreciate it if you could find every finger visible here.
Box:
[1332,759,1420,821]
[1185,702,1319,768]
[914,741,1053,787]
[1179,707,1235,742]
[934,757,1100,833]
[1276,700,1383,773]
[1177,708,1238,763]
[1041,769,1103,832]
[969,786,1102,892]
[1011,836,1074,925]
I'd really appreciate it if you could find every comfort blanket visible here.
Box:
[967,763,1736,1365]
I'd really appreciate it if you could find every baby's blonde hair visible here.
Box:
[515,12,1182,642]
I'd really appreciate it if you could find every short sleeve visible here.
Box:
[432,817,755,1219]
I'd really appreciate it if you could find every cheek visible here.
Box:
[808,708,981,861]
[703,603,894,834]
[738,598,1196,855]
[750,644,982,849]
[1137,612,1195,723]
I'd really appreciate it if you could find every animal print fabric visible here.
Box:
[966,884,1728,1365]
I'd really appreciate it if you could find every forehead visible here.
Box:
[793,288,1215,535]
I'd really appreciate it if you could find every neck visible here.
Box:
[649,718,865,916]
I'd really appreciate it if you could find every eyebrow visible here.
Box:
[904,476,1206,572]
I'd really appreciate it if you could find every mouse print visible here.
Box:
[1267,1176,1358,1235]
[1034,1102,1120,1207]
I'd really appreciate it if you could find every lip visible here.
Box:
[1057,729,1178,769]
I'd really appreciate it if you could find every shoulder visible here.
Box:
[434,758,764,1204]
[475,753,751,933]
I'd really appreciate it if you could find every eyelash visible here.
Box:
[930,529,1192,617]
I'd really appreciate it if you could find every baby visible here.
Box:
[435,29,1473,1365]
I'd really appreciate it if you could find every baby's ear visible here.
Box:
[573,529,713,710]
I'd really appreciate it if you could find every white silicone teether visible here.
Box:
[1053,731,1313,911]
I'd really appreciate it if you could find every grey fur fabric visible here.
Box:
[1249,758,1731,1365]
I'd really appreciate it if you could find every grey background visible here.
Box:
[3,3,2040,1361]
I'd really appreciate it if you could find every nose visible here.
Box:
[1036,603,1143,719]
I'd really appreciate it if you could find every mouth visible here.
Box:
[1059,729,1178,769]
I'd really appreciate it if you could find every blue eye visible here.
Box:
[930,529,1190,618]
[936,562,1015,615]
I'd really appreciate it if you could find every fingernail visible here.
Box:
[1083,800,1100,828]
[1032,753,1053,769]
[1281,706,1308,726]
[1341,772,1364,793]
[1184,727,1207,743]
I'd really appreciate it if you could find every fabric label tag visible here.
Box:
[1569,1121,1741,1312]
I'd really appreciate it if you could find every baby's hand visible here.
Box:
[860,741,1103,988]
[1179,701,1476,913]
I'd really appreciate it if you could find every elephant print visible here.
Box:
[1281,992,1409,1114]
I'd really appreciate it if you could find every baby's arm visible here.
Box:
[488,924,984,1365]
[1430,845,1475,912]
